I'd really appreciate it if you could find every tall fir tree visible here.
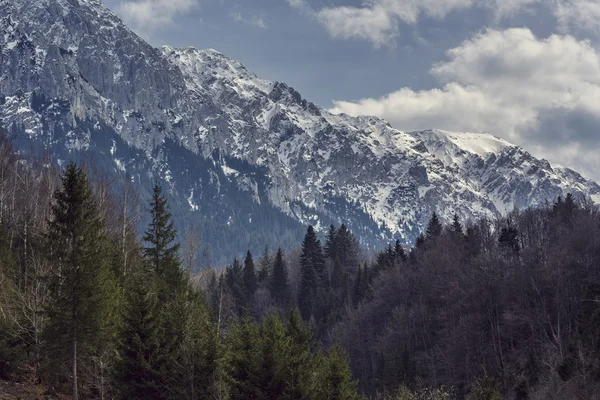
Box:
[242,251,257,307]
[45,163,116,400]
[269,248,290,308]
[298,226,325,321]
[114,267,164,399]
[257,246,272,283]
[143,183,184,298]
[141,183,189,398]
[324,224,337,261]
[226,258,244,313]
[452,213,464,235]
[394,240,407,262]
[314,345,362,400]
[426,212,443,239]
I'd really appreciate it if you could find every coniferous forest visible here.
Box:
[1,132,600,400]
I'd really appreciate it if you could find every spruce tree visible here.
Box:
[242,251,257,307]
[225,317,261,399]
[324,224,337,260]
[45,163,115,400]
[452,213,464,235]
[314,345,361,400]
[283,309,313,399]
[394,240,407,262]
[269,248,290,308]
[257,246,272,283]
[143,183,184,298]
[426,212,443,239]
[114,268,164,399]
[141,183,188,398]
[298,226,324,320]
[226,258,244,313]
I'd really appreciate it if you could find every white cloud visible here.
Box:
[555,0,600,33]
[313,0,476,47]
[293,0,600,47]
[229,12,267,29]
[330,28,600,179]
[118,0,198,30]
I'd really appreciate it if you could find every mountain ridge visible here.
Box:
[1,0,599,261]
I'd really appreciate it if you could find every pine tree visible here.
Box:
[225,317,261,399]
[282,309,313,399]
[257,314,287,398]
[242,251,257,307]
[269,248,290,308]
[452,213,463,235]
[314,345,361,400]
[298,226,325,320]
[426,212,443,239]
[143,183,184,298]
[394,240,407,262]
[324,224,337,260]
[141,183,188,398]
[178,292,218,400]
[226,258,244,313]
[257,246,272,283]
[45,163,115,400]
[114,268,164,399]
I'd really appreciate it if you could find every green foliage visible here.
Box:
[312,345,362,400]
[298,226,324,320]
[269,248,290,308]
[44,163,117,393]
[144,182,185,298]
[114,268,165,399]
[467,374,502,400]
[242,251,257,307]
[380,385,453,400]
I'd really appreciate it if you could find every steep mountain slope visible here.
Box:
[1,0,599,262]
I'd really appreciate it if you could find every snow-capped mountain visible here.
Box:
[1,0,599,261]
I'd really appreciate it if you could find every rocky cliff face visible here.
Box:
[1,0,599,261]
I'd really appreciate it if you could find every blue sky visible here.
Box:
[103,0,600,181]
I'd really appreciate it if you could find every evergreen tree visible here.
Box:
[45,163,115,400]
[257,246,272,283]
[452,213,464,235]
[324,224,337,260]
[141,183,189,398]
[242,251,257,307]
[426,212,443,239]
[282,309,313,399]
[114,268,164,399]
[394,240,407,262]
[225,317,261,399]
[314,345,362,400]
[143,183,184,298]
[257,314,287,398]
[226,258,244,312]
[298,226,325,320]
[178,292,218,400]
[269,248,290,308]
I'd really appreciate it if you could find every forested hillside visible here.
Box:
[1,131,600,400]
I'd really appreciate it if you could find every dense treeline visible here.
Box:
[1,129,599,400]
[0,135,358,400]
